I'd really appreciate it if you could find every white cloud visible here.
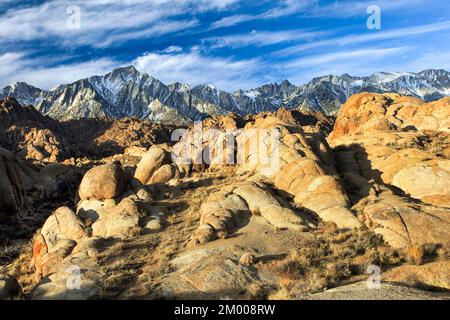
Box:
[134,50,263,91]
[304,0,442,18]
[210,0,437,29]
[1,43,449,94]
[285,47,407,69]
[394,49,450,72]
[210,14,254,29]
[0,52,121,89]
[0,49,264,91]
[94,20,199,48]
[280,47,411,84]
[0,0,238,47]
[161,45,183,53]
[210,0,314,29]
[203,29,328,49]
[275,21,450,56]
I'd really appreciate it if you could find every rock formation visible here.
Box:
[1,93,449,300]
[0,97,171,163]
[0,147,29,221]
[330,92,450,248]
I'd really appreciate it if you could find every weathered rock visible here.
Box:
[124,146,147,157]
[40,239,77,277]
[357,191,450,248]
[192,190,249,245]
[78,162,126,201]
[233,182,311,230]
[30,267,103,300]
[332,132,450,207]
[91,198,144,239]
[76,199,117,221]
[148,164,178,185]
[235,117,360,229]
[144,217,164,233]
[192,223,217,245]
[134,146,171,185]
[0,147,26,220]
[384,260,450,290]
[391,162,450,207]
[37,162,79,200]
[329,93,450,141]
[135,187,153,202]
[40,162,71,178]
[41,207,86,251]
[331,114,450,249]
[21,128,63,162]
[161,247,268,299]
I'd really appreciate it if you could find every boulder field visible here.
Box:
[0,93,449,300]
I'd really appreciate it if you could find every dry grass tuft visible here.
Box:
[245,283,276,300]
[436,242,450,259]
[267,286,293,300]
[269,227,408,297]
[365,246,405,266]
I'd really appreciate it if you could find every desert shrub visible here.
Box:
[267,287,293,300]
[272,228,404,296]
[274,252,309,280]
[349,230,384,255]
[319,221,338,235]
[304,272,328,292]
[337,246,357,259]
[422,243,439,255]
[365,247,405,267]
[0,245,21,265]
[436,242,450,259]
[325,262,356,286]
[245,283,276,300]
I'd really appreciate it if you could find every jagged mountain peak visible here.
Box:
[193,83,220,91]
[101,65,142,80]
[280,79,293,86]
[113,65,140,73]
[2,67,449,124]
[169,82,191,93]
[88,65,149,84]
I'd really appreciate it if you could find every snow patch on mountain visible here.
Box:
[1,67,449,124]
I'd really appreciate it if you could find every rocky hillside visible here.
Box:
[1,67,449,124]
[0,93,449,300]
[0,97,173,162]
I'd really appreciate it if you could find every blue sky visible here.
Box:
[0,0,449,91]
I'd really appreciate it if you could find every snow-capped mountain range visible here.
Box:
[1,66,449,125]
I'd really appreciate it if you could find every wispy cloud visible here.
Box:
[0,0,238,47]
[0,0,449,92]
[94,20,200,48]
[203,29,328,49]
[210,0,314,29]
[210,0,439,30]
[279,47,411,84]
[275,21,450,56]
[1,43,449,93]
[284,47,408,69]
[161,45,184,53]
[134,50,263,91]
[0,52,120,89]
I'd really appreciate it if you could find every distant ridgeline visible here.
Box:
[1,66,449,125]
